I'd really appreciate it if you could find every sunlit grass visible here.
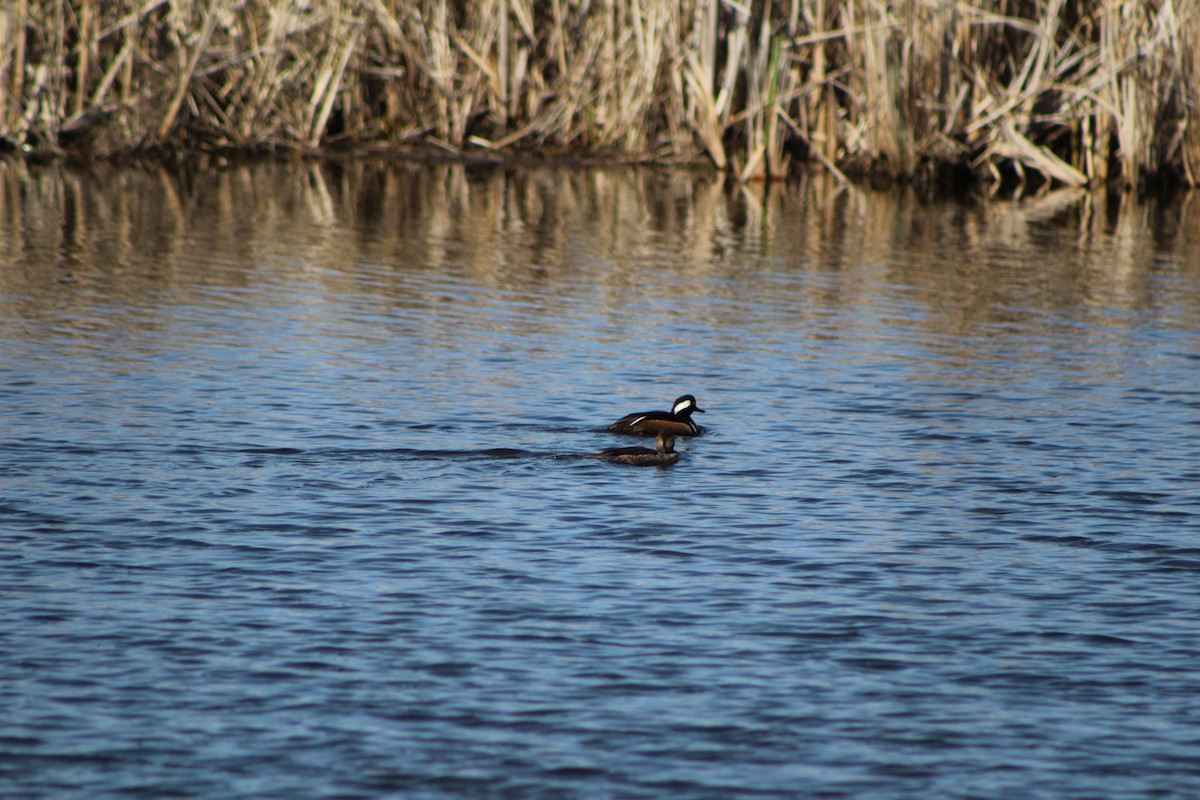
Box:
[1,0,1195,190]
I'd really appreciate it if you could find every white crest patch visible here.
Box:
[672,399,692,414]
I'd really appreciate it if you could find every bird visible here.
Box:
[606,394,705,437]
[584,431,679,466]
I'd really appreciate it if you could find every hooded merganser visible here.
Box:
[586,431,679,466]
[606,394,705,437]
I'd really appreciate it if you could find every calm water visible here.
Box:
[2,161,1200,799]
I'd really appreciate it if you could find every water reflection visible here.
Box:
[3,160,1196,333]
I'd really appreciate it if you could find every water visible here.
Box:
[3,161,1200,798]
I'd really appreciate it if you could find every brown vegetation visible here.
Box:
[1,0,1197,190]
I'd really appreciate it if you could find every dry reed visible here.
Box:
[1,0,1196,189]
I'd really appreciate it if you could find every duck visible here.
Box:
[585,431,679,466]
[606,394,705,437]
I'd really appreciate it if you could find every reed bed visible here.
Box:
[1,0,1196,189]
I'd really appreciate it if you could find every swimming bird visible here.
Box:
[606,394,705,437]
[585,431,679,466]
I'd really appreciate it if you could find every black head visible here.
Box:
[672,395,704,416]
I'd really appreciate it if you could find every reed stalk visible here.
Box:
[0,0,1195,189]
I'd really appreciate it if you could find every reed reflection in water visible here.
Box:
[2,161,1199,800]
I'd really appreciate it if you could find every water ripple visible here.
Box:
[4,166,1200,799]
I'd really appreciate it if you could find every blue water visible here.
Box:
[3,163,1200,798]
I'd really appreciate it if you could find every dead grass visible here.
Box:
[1,0,1195,189]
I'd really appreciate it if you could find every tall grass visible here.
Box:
[1,0,1196,189]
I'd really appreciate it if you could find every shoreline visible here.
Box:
[3,0,1196,192]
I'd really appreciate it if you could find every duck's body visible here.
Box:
[586,431,679,466]
[607,394,705,437]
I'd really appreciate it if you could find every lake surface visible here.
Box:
[2,160,1200,799]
